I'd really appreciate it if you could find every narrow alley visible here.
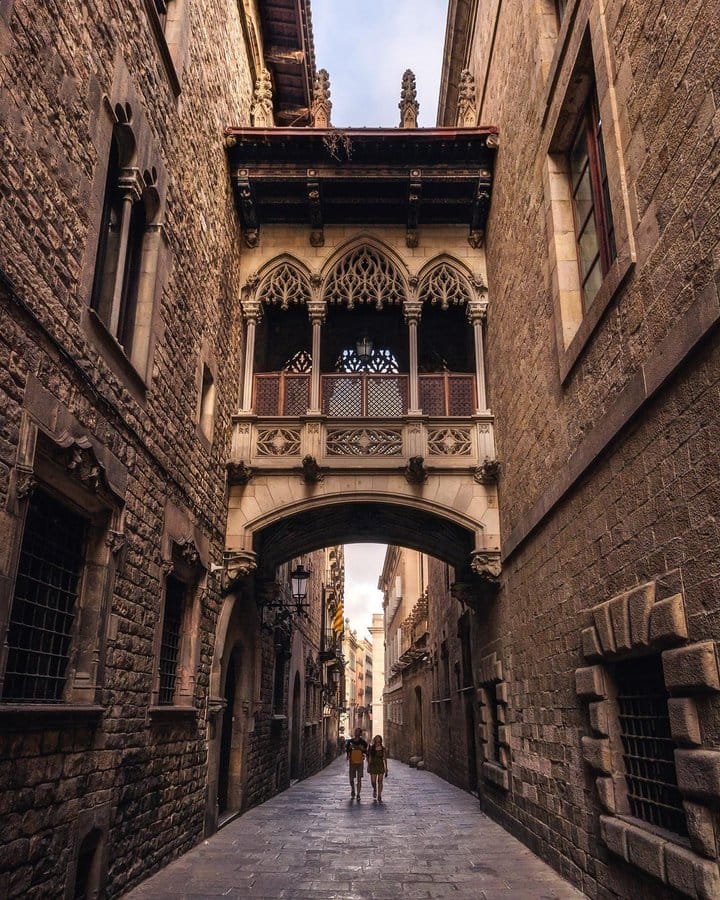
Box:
[123,757,584,900]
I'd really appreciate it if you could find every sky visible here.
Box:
[310,3,447,638]
[311,0,449,127]
[343,544,386,640]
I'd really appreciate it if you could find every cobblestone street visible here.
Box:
[124,757,585,899]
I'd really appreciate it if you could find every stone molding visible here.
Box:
[576,577,720,897]
[476,652,510,791]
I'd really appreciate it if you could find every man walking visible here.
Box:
[345,727,368,800]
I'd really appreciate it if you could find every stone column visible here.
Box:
[404,299,422,415]
[240,298,262,412]
[467,298,489,413]
[307,299,326,415]
[108,168,144,337]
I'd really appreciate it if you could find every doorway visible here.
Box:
[414,686,424,759]
[218,648,241,818]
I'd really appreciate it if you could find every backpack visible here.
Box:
[349,742,364,765]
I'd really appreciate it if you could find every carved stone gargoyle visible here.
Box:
[300,454,325,484]
[404,455,427,484]
[474,457,501,484]
[227,460,254,485]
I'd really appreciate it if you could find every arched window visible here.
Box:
[417,262,473,310]
[324,245,405,309]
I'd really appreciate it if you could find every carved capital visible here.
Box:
[242,298,263,322]
[118,167,144,202]
[403,299,423,324]
[307,299,327,323]
[466,298,488,324]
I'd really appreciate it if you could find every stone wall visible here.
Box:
[442,1,720,897]
[0,0,254,896]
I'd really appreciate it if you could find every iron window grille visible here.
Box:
[2,490,87,703]
[613,656,687,836]
[158,575,185,705]
[486,682,502,764]
[569,87,617,309]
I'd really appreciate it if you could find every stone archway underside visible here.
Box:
[254,501,475,577]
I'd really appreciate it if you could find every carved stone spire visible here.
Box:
[399,69,419,128]
[251,68,274,127]
[457,69,477,127]
[311,68,332,128]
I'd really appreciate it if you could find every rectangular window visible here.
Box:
[569,89,617,310]
[199,364,216,441]
[2,491,87,703]
[158,575,185,705]
[613,656,686,836]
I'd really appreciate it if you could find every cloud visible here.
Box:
[311,0,448,127]
[344,543,387,640]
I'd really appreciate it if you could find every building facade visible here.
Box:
[438,1,720,898]
[368,611,385,739]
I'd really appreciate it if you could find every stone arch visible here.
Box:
[417,255,476,310]
[321,236,408,309]
[255,255,313,310]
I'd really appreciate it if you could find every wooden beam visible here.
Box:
[235,170,260,248]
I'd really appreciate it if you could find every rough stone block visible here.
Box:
[581,736,612,774]
[497,724,509,746]
[665,843,699,898]
[649,594,688,645]
[675,750,720,803]
[663,642,720,693]
[627,582,655,647]
[599,815,628,860]
[694,856,720,900]
[684,801,718,859]
[581,625,602,660]
[609,593,632,652]
[668,698,702,746]
[575,665,607,699]
[595,776,615,812]
[495,682,509,704]
[592,601,616,654]
[589,700,610,737]
[626,822,667,883]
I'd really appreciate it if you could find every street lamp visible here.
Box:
[290,563,311,616]
[356,334,373,362]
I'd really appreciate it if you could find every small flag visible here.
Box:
[332,600,344,633]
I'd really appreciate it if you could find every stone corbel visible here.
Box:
[236,169,260,248]
[174,535,202,569]
[226,460,254,485]
[474,457,501,484]
[222,548,258,592]
[14,467,36,500]
[299,454,325,484]
[105,530,128,570]
[469,551,502,604]
[403,456,427,484]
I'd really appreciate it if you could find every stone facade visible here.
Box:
[439,1,720,897]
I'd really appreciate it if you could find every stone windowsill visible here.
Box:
[148,705,198,723]
[431,697,452,704]
[84,308,148,404]
[272,714,287,721]
[0,703,104,730]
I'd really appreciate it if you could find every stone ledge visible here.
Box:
[148,705,198,724]
[600,814,719,898]
[0,704,104,730]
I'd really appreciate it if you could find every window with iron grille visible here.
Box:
[613,656,687,836]
[486,682,501,764]
[158,576,185,705]
[2,491,87,703]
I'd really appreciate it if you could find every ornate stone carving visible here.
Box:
[326,427,403,457]
[470,550,502,583]
[224,549,258,590]
[468,229,484,249]
[227,460,254,485]
[175,536,201,568]
[256,427,302,456]
[399,69,419,128]
[418,263,473,309]
[325,245,404,309]
[486,133,499,149]
[251,69,274,127]
[56,434,110,495]
[404,455,427,484]
[15,469,36,499]
[105,530,127,555]
[457,69,477,128]
[466,298,489,324]
[256,263,311,309]
[427,427,473,456]
[474,457,501,483]
[300,454,325,484]
[311,68,332,128]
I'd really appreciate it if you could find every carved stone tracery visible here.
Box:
[399,69,419,128]
[311,69,332,128]
[256,427,302,457]
[427,427,473,456]
[325,427,403,457]
[251,69,274,127]
[418,263,473,310]
[457,69,477,128]
[256,263,311,309]
[324,245,405,309]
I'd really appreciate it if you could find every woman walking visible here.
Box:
[367,735,388,801]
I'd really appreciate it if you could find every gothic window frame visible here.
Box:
[256,261,312,310]
[543,21,635,382]
[575,576,720,896]
[417,261,474,310]
[0,416,126,727]
[142,0,186,96]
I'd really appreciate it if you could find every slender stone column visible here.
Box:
[108,168,144,337]
[467,298,489,413]
[307,299,326,415]
[240,297,262,412]
[403,299,422,415]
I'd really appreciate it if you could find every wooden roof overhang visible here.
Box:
[225,126,498,248]
[261,0,315,125]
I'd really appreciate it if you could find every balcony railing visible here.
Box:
[253,372,476,418]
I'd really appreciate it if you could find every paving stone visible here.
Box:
[123,757,585,899]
